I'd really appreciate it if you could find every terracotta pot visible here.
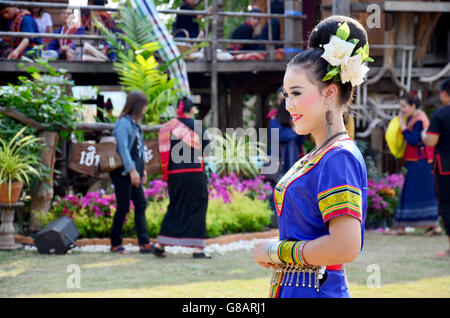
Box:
[0,182,24,204]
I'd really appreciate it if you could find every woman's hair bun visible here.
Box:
[308,15,368,55]
[177,96,195,114]
[287,15,369,106]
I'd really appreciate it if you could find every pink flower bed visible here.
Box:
[52,174,273,218]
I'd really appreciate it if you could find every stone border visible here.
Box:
[14,229,279,248]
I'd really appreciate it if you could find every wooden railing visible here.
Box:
[0,106,162,133]
[0,0,306,62]
[0,0,306,129]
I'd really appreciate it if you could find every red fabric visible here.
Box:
[10,10,30,33]
[234,52,267,60]
[167,160,205,175]
[403,140,434,162]
[407,110,429,131]
[326,264,343,271]
[9,10,32,48]
[433,154,450,175]
[266,109,278,119]
[57,26,80,48]
[403,110,434,162]
[82,11,116,32]
[177,101,185,117]
[322,207,363,224]
[158,118,202,181]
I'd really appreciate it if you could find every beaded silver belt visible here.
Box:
[270,264,327,292]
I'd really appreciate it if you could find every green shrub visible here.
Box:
[206,191,272,237]
[145,198,170,238]
[38,206,114,238]
[41,192,272,239]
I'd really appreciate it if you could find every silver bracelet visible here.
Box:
[265,240,276,263]
[265,239,283,264]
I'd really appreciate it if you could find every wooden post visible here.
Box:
[230,80,244,129]
[394,12,415,67]
[216,0,225,50]
[266,0,275,61]
[210,0,219,128]
[218,88,228,131]
[370,127,384,173]
[54,138,69,197]
[204,0,209,44]
[414,13,442,67]
[255,94,268,130]
[30,131,59,232]
[284,0,303,61]
[332,0,350,16]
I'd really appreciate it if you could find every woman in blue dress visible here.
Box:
[253,15,370,298]
[386,93,440,235]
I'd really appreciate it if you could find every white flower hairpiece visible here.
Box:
[320,22,373,87]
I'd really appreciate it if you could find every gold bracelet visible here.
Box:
[279,240,295,264]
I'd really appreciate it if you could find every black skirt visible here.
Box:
[434,173,450,235]
[157,172,208,247]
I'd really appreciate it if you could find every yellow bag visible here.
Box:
[385,116,406,159]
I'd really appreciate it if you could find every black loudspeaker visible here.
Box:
[34,216,80,254]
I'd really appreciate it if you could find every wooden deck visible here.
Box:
[0,59,447,86]
[0,59,289,88]
[0,59,287,75]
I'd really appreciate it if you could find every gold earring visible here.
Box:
[325,100,333,137]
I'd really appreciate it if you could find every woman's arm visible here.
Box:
[8,38,29,59]
[421,130,439,147]
[402,121,423,146]
[422,112,440,147]
[114,119,136,175]
[115,122,141,186]
[253,215,361,268]
[302,215,361,265]
[254,150,364,268]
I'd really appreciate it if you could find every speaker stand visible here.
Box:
[0,203,23,250]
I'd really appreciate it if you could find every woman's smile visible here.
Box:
[290,114,303,122]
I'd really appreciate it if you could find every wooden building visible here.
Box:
[1,0,450,174]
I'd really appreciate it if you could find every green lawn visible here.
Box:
[0,231,448,298]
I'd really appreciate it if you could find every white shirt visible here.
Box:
[34,12,53,34]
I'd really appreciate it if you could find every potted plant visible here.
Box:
[0,127,41,204]
[207,131,269,179]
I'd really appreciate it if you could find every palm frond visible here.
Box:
[0,127,42,186]
[208,132,268,178]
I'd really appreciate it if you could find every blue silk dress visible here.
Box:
[270,138,368,298]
